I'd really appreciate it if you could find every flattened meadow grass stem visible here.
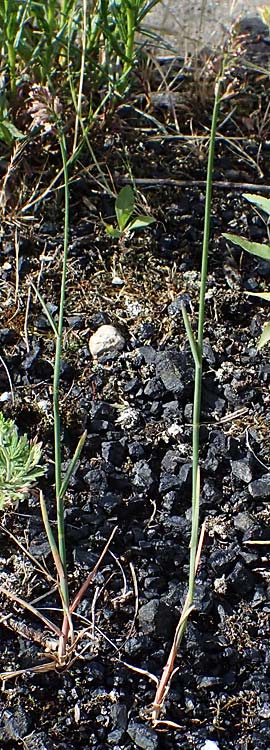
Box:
[152,57,227,721]
[184,68,225,634]
[47,118,87,645]
[54,128,69,578]
[28,87,87,654]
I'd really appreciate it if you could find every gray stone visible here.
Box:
[258,702,270,719]
[159,473,180,494]
[23,733,53,750]
[127,720,158,750]
[231,460,252,483]
[132,460,154,492]
[248,474,270,498]
[167,293,191,317]
[111,702,127,731]
[155,351,184,395]
[102,440,126,467]
[178,462,192,488]
[210,546,237,574]
[89,324,125,358]
[144,377,164,398]
[108,729,123,744]
[139,598,159,634]
[226,561,256,595]
[84,466,108,493]
[161,449,181,473]
[0,707,31,741]
[234,512,254,532]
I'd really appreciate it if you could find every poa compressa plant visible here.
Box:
[0,87,117,680]
[150,58,227,724]
[0,0,159,676]
[224,193,270,349]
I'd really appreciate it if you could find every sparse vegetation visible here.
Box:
[0,412,44,509]
[0,5,269,749]
[224,193,270,349]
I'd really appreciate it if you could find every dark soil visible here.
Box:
[1,20,270,750]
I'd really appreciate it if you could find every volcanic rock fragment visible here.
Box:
[127,720,158,750]
[248,474,270,498]
[155,350,184,395]
[231,459,252,483]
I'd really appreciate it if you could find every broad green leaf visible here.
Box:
[105,225,123,238]
[258,322,270,350]
[223,233,270,260]
[128,215,155,231]
[247,292,270,301]
[115,186,135,231]
[243,193,270,216]
[16,41,36,62]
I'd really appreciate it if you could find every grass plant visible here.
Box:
[0,0,160,134]
[28,84,87,661]
[224,193,270,349]
[0,85,120,676]
[152,57,227,723]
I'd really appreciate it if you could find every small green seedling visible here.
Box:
[105,185,155,241]
[0,412,45,509]
[223,193,270,350]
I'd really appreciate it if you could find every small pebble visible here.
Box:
[89,324,125,358]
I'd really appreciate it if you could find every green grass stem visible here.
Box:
[176,61,226,651]
[122,5,136,81]
[72,0,87,152]
[152,58,227,722]
[54,128,69,584]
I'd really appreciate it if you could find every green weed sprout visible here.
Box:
[0,412,44,510]
[223,193,270,349]
[105,185,155,241]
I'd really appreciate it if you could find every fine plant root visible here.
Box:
[0,526,118,681]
